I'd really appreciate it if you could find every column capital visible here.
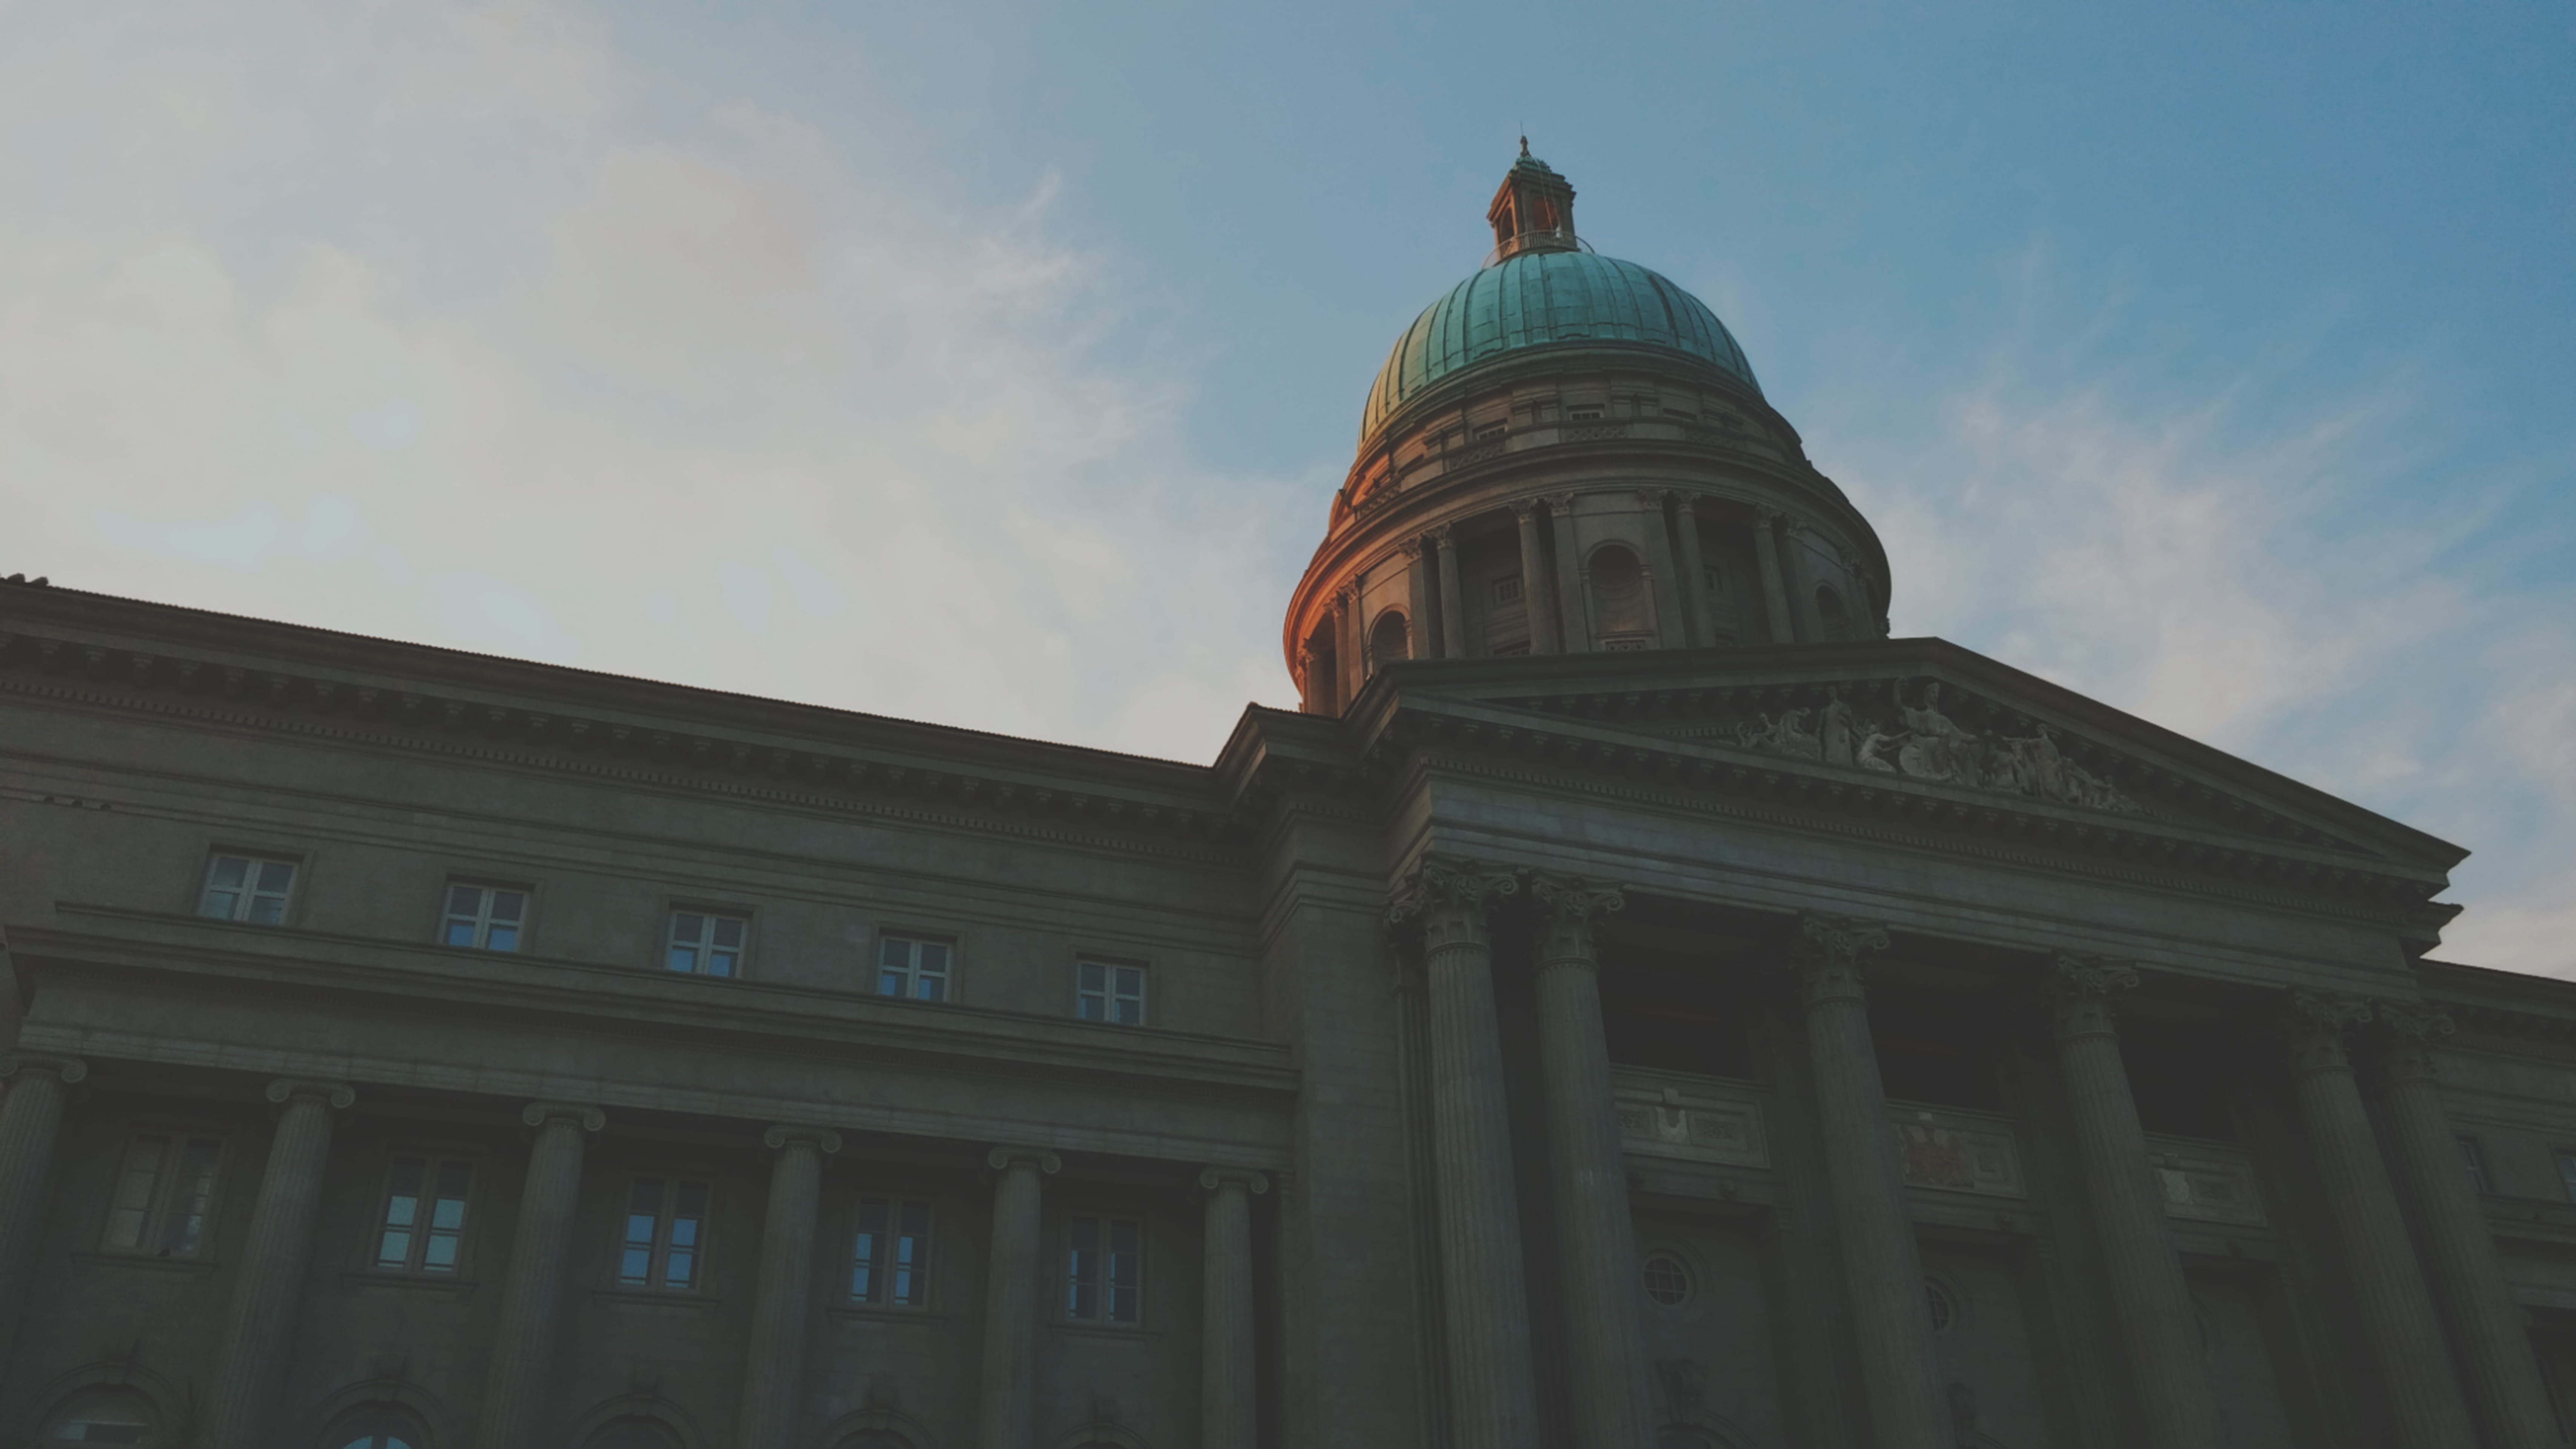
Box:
[1385,855,1520,945]
[1544,490,1579,512]
[1756,505,1785,527]
[2284,991,2371,1075]
[1527,872,1626,967]
[1198,1166,1272,1195]
[1795,913,1890,1007]
[1429,523,1457,547]
[0,1053,86,1085]
[1672,490,1700,518]
[520,1102,606,1132]
[1510,497,1542,523]
[1400,537,1425,560]
[2375,1001,2456,1083]
[764,1123,843,1154]
[2049,952,2141,1041]
[986,1145,1062,1175]
[263,1078,355,1110]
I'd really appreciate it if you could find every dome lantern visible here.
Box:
[1487,138,1580,263]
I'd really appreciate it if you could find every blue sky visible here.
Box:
[4,1,2571,971]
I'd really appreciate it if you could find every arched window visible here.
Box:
[1368,610,1409,672]
[43,1391,160,1446]
[1588,545,1650,646]
[1816,585,1856,641]
[584,1421,683,1449]
[323,1408,426,1449]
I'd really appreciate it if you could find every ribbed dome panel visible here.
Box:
[1360,250,1759,445]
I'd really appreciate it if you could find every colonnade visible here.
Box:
[0,1063,1266,1449]
[1380,856,2561,1449]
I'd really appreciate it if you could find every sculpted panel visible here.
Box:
[1729,679,2144,813]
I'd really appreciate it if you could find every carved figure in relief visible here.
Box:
[1736,707,1823,761]
[1896,680,1980,784]
[1855,727,1901,773]
[1711,677,2148,815]
[1819,687,1857,767]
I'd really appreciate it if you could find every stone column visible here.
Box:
[1433,526,1470,659]
[2374,1003,2561,1449]
[737,1124,841,1449]
[474,1103,605,1449]
[1511,501,1558,653]
[1384,857,1542,1449]
[1199,1166,1269,1449]
[1780,518,1825,639]
[0,1054,86,1354]
[1335,587,1362,709]
[1526,874,1658,1449]
[202,1079,355,1449]
[1795,916,1949,1449]
[1753,509,1796,644]
[1405,539,1436,662]
[2047,956,2226,1449]
[2284,992,2478,1449]
[1669,493,1711,648]
[978,1146,1060,1449]
[1548,494,1589,652]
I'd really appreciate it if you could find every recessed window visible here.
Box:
[1078,960,1146,1025]
[199,854,296,924]
[1641,1251,1692,1306]
[1473,423,1507,442]
[101,1132,224,1258]
[1067,1214,1143,1324]
[1701,565,1725,596]
[1493,576,1524,605]
[328,1417,422,1449]
[878,935,951,1001]
[1568,405,1605,422]
[441,883,527,952]
[852,1196,932,1306]
[42,1391,160,1446]
[2459,1136,2492,1196]
[619,1177,710,1291]
[375,1156,473,1273]
[1925,1277,1959,1334]
[667,911,747,977]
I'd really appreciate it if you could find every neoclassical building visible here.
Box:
[4,148,2576,1449]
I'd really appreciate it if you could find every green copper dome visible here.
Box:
[1359,249,1761,445]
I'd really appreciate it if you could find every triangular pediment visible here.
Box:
[1348,638,2465,888]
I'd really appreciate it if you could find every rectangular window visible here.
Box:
[1492,576,1523,605]
[1077,960,1146,1025]
[100,1132,224,1258]
[374,1156,474,1273]
[199,854,297,924]
[1066,1214,1143,1324]
[441,883,528,951]
[1567,404,1605,422]
[667,911,747,977]
[850,1196,933,1306]
[618,1177,711,1291]
[1702,565,1725,595]
[877,935,951,1001]
[2459,1135,2492,1196]
[1472,423,1507,442]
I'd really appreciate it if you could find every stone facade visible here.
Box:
[6,153,2576,1449]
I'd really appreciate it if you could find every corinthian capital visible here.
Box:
[2375,1000,2456,1083]
[1795,913,1890,1007]
[2284,991,2371,1075]
[1527,872,1626,966]
[1384,856,1520,946]
[2050,952,2141,1040]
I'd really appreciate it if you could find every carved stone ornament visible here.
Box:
[1657,1357,1710,1415]
[1716,678,2144,815]
[2284,991,2372,1074]
[521,1101,607,1132]
[1796,913,1891,1006]
[0,1053,88,1085]
[986,1146,1063,1175]
[2053,952,2142,999]
[1526,871,1627,966]
[266,1078,358,1110]
[764,1123,844,1154]
[1384,856,1520,941]
[2376,1000,2457,1083]
[1198,1166,1272,1195]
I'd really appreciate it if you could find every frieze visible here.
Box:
[1723,679,2145,815]
[1890,1106,2025,1198]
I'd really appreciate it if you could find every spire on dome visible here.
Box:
[1487,143,1578,263]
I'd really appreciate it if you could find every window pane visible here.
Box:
[489,891,526,923]
[485,923,519,952]
[919,942,949,974]
[1115,966,1144,997]
[1112,995,1142,1026]
[377,1157,424,1268]
[442,919,479,947]
[712,918,744,948]
[1109,1218,1141,1321]
[209,857,249,890]
[254,861,295,892]
[158,1138,223,1258]
[895,1200,931,1305]
[706,948,737,978]
[673,913,704,943]
[447,884,482,916]
[423,1161,471,1271]
[853,1197,888,1302]
[914,973,944,1002]
[878,967,907,996]
[1068,1217,1100,1319]
[621,1179,663,1286]
[1079,961,1106,992]
[246,892,287,925]
[667,945,700,972]
[103,1136,169,1250]
[880,938,909,969]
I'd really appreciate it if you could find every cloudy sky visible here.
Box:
[4,2,2570,972]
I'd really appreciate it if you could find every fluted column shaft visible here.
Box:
[1434,527,1469,659]
[474,1104,603,1449]
[202,1079,352,1449]
[1200,1167,1268,1449]
[2375,1004,2561,1449]
[1795,917,1949,1449]
[2048,958,2226,1449]
[1548,495,1588,652]
[1512,503,1559,653]
[1334,589,1361,712]
[2285,993,2478,1449]
[1670,495,1710,647]
[978,1146,1058,1449]
[1753,509,1796,643]
[737,1125,840,1449]
[1528,877,1657,1449]
[0,1055,85,1355]
[1405,540,1436,661]
[1389,859,1541,1449]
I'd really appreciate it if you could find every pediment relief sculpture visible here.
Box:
[1724,679,2146,815]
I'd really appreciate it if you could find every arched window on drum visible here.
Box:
[42,1390,160,1446]
[1588,545,1652,649]
[1815,584,1858,642]
[1367,610,1410,674]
